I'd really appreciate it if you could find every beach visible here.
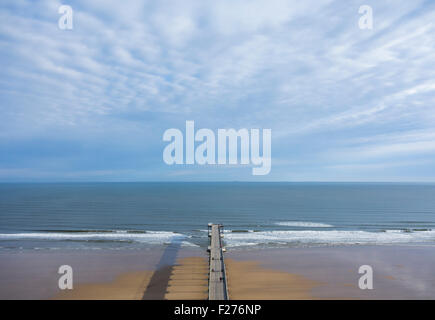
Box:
[226,245,435,299]
[1,245,435,300]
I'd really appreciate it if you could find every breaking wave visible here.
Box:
[275,221,333,228]
[0,230,190,245]
[223,229,435,247]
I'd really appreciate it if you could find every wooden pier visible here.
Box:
[207,223,229,300]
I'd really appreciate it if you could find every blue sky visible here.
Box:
[0,0,435,182]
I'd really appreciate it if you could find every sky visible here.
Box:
[0,0,435,182]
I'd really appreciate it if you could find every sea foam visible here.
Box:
[275,221,333,227]
[0,230,189,244]
[224,229,435,247]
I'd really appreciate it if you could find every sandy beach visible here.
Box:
[226,245,435,299]
[56,256,208,300]
[226,259,318,299]
[1,245,435,300]
[0,247,205,300]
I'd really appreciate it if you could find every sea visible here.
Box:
[1,182,435,251]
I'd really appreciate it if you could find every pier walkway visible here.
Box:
[207,223,229,300]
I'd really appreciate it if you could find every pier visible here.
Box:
[207,223,229,300]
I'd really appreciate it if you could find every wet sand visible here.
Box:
[164,257,208,300]
[226,259,318,299]
[0,249,162,299]
[0,247,206,300]
[226,245,435,299]
[55,256,208,300]
[1,245,435,299]
[56,270,154,300]
[53,245,435,300]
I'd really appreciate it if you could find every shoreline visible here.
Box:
[1,245,435,299]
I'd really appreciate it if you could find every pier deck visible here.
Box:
[207,223,228,300]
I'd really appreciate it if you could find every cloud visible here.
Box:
[0,0,434,181]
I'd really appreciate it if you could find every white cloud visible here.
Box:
[0,0,434,180]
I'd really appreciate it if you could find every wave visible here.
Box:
[0,230,189,244]
[223,229,435,247]
[32,229,149,234]
[3,228,434,249]
[275,221,333,227]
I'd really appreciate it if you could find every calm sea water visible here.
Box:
[1,182,435,251]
